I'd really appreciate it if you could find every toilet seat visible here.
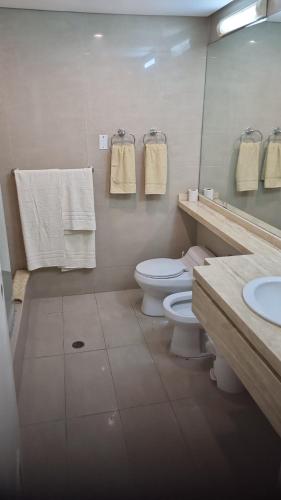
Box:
[163,291,200,325]
[136,258,186,279]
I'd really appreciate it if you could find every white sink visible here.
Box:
[243,276,281,327]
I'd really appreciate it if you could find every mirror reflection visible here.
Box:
[200,19,281,234]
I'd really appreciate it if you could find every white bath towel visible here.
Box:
[15,169,65,270]
[61,168,96,230]
[15,168,96,271]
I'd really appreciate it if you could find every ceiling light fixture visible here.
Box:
[217,0,267,37]
[94,33,104,39]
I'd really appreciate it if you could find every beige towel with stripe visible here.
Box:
[145,143,168,195]
[236,142,260,192]
[262,142,281,188]
[110,144,136,194]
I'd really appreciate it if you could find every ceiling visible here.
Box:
[0,0,234,17]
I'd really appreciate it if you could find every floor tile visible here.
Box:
[139,315,173,348]
[149,342,213,400]
[18,291,281,500]
[19,356,65,425]
[96,290,144,348]
[173,395,281,499]
[126,288,143,311]
[129,289,174,349]
[63,294,105,354]
[120,402,197,499]
[25,300,63,358]
[67,411,133,499]
[21,420,67,500]
[65,350,117,418]
[172,398,233,492]
[30,297,63,314]
[108,344,167,409]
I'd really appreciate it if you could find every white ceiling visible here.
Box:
[0,0,234,17]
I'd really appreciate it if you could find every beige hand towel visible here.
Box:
[145,143,168,195]
[236,142,260,192]
[110,144,136,194]
[262,142,281,188]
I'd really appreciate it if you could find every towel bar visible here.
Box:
[143,128,167,145]
[11,167,94,175]
[111,129,135,147]
[268,128,281,143]
[240,128,263,143]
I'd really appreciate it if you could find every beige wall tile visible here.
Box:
[0,9,208,294]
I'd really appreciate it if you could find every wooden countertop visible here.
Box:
[178,196,281,379]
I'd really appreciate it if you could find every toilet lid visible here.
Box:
[136,259,185,279]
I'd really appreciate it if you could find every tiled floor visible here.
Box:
[19,289,281,500]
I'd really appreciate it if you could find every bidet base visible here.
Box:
[170,323,203,358]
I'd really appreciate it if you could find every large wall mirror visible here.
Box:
[199,15,281,236]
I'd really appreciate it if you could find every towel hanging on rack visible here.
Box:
[110,143,136,194]
[261,130,281,188]
[145,143,168,195]
[14,168,96,271]
[236,129,261,192]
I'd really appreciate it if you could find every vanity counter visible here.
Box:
[179,195,281,437]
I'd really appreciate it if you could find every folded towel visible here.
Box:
[62,168,96,230]
[145,143,168,195]
[61,168,96,271]
[61,230,96,271]
[236,142,260,192]
[110,144,136,194]
[15,169,65,270]
[262,142,281,188]
[12,270,30,302]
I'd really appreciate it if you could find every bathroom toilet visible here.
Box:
[134,246,214,316]
[163,291,209,358]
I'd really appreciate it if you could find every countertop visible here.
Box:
[178,197,281,379]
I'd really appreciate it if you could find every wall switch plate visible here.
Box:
[99,134,108,150]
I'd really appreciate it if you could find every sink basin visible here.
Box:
[243,276,281,327]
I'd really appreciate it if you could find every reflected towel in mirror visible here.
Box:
[262,142,281,189]
[236,142,260,192]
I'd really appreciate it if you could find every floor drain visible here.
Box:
[72,341,85,349]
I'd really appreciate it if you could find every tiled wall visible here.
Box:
[0,9,209,295]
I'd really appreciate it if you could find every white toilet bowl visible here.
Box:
[134,246,214,317]
[163,291,209,358]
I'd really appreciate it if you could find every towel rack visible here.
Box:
[11,166,94,175]
[111,129,135,147]
[143,128,167,145]
[240,128,263,143]
[268,127,281,142]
